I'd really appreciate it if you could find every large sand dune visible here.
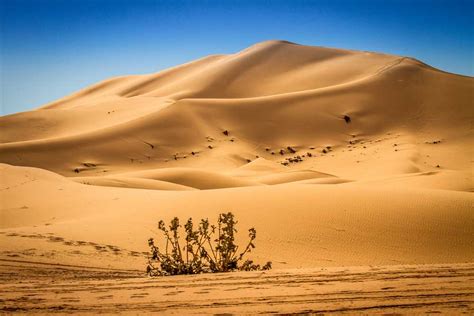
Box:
[0,40,473,312]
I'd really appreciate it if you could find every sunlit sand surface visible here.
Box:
[1,40,472,314]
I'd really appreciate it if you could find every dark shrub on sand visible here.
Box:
[147,212,271,276]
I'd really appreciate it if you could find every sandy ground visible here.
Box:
[1,260,473,314]
[0,40,473,313]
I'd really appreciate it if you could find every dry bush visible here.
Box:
[147,212,271,276]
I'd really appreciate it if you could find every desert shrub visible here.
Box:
[147,212,271,276]
[287,146,296,153]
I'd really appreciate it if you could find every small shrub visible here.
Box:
[147,212,271,276]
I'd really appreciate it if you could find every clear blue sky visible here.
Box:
[1,0,473,115]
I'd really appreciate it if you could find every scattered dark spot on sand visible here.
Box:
[94,245,107,252]
[48,236,64,243]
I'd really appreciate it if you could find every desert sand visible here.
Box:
[1,40,473,314]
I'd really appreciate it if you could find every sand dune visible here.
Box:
[0,39,473,298]
[115,167,262,189]
[1,163,472,270]
[72,176,197,191]
[1,41,471,177]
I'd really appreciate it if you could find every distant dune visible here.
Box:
[0,40,473,274]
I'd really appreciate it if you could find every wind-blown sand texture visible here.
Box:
[1,261,473,314]
[1,40,473,314]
